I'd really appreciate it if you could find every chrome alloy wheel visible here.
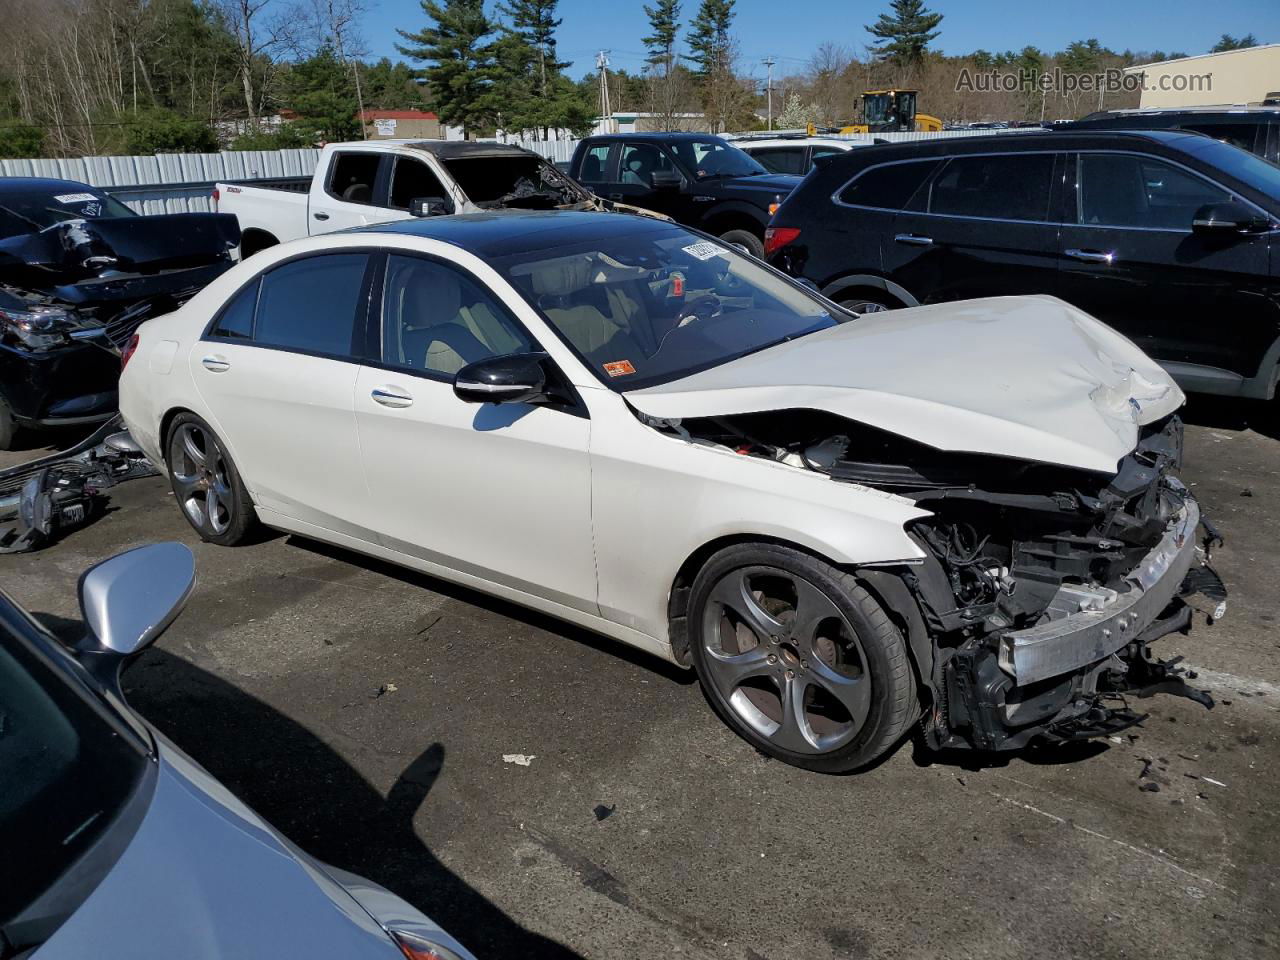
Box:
[168,422,234,536]
[700,566,871,755]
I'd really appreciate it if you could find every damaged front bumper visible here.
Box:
[999,497,1201,685]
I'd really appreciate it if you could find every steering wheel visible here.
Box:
[674,294,722,329]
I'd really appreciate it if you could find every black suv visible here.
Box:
[767,130,1280,399]
[1064,107,1280,165]
[568,133,802,257]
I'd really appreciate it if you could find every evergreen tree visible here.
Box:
[643,0,681,69]
[282,44,362,143]
[686,0,734,80]
[865,0,943,68]
[396,0,495,136]
[1210,33,1259,52]
[496,0,567,99]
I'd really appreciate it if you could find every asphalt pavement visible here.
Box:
[2,396,1277,959]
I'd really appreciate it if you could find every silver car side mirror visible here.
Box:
[77,542,196,658]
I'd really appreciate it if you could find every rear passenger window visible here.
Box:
[751,147,806,175]
[328,153,381,205]
[929,154,1054,221]
[1179,122,1260,154]
[578,144,611,184]
[255,254,369,357]
[209,281,257,340]
[838,159,941,210]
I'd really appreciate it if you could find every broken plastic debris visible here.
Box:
[1201,776,1226,787]
[592,804,616,822]
[502,753,535,766]
[376,682,397,696]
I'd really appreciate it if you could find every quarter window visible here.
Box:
[209,280,257,340]
[1078,153,1234,230]
[255,253,369,356]
[381,254,531,376]
[327,153,380,205]
[838,159,941,211]
[929,154,1053,221]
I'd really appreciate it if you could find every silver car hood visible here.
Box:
[627,295,1184,473]
[35,740,399,960]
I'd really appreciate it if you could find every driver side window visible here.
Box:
[619,143,674,187]
[380,255,532,377]
[388,157,453,213]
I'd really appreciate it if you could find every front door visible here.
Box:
[602,142,689,220]
[353,253,598,613]
[1057,151,1277,385]
[192,251,374,538]
[883,151,1062,304]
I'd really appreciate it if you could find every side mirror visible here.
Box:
[1192,201,1268,236]
[410,196,451,217]
[454,352,551,405]
[651,170,683,191]
[76,543,196,662]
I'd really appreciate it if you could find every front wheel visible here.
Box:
[718,229,765,259]
[688,544,917,773]
[838,293,895,314]
[165,413,258,545]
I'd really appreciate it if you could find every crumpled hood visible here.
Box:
[627,295,1184,474]
[36,742,398,960]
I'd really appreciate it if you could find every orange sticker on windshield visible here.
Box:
[603,360,636,378]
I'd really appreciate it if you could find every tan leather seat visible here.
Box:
[528,258,645,359]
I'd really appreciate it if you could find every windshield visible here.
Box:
[444,155,588,209]
[0,188,134,241]
[1186,137,1280,200]
[669,139,767,180]
[0,610,146,932]
[494,222,839,390]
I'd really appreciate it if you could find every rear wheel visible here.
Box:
[719,229,765,259]
[165,413,258,546]
[688,543,917,773]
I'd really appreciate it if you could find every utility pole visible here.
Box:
[596,50,613,134]
[763,56,776,130]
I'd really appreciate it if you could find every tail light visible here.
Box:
[764,226,801,256]
[211,186,220,211]
[121,333,140,371]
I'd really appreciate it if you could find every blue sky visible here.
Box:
[361,0,1278,80]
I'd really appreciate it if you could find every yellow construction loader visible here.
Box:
[840,90,943,134]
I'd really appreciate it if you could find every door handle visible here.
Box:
[1065,248,1116,264]
[371,387,413,408]
[201,355,230,373]
[608,193,623,200]
[313,211,330,221]
[894,233,934,246]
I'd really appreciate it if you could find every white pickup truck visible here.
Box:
[215,139,623,257]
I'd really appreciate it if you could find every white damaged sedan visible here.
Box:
[119,211,1223,772]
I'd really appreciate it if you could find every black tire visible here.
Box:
[165,412,258,546]
[688,543,917,773]
[0,393,16,451]
[837,292,896,315]
[718,228,765,259]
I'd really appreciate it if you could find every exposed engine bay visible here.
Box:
[650,406,1227,752]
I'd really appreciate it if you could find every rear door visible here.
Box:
[1056,150,1276,386]
[307,151,390,233]
[194,251,375,539]
[883,151,1062,303]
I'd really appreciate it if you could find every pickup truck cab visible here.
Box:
[568,133,803,257]
[217,139,609,257]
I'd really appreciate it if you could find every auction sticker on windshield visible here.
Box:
[53,193,100,204]
[682,241,724,261]
[603,360,636,377]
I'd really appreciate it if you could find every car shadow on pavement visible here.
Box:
[1180,394,1280,441]
[288,535,695,686]
[908,732,1110,771]
[34,613,587,960]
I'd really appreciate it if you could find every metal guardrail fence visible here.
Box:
[0,149,321,214]
[0,129,1042,211]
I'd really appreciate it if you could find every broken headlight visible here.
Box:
[0,304,97,351]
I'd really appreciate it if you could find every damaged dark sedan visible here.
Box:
[0,178,239,448]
